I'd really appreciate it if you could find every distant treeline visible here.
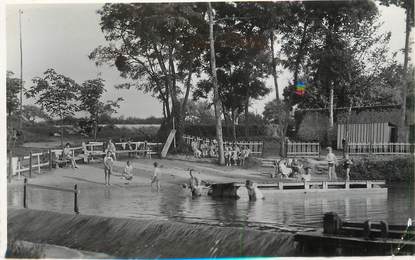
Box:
[49,115,164,125]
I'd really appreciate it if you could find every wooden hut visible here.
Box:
[337,122,397,149]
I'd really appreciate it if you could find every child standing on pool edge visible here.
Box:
[343,153,353,181]
[104,151,113,186]
[326,147,338,180]
[151,162,160,192]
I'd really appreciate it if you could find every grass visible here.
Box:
[6,240,45,258]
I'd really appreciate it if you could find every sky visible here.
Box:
[5,2,406,118]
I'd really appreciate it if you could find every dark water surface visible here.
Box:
[8,182,414,228]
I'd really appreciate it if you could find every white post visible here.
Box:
[37,154,40,174]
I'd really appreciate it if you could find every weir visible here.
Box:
[8,209,298,258]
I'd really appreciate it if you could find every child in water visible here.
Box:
[103,151,113,186]
[151,162,161,192]
[122,160,133,183]
[245,180,264,200]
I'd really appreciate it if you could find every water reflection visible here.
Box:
[7,183,414,227]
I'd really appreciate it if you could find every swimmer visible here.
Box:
[245,180,264,200]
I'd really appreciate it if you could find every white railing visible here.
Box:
[8,151,52,178]
[286,142,320,157]
[346,143,412,155]
[183,135,264,157]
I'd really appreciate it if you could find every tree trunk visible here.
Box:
[60,116,64,148]
[328,85,334,146]
[208,2,225,165]
[398,4,412,142]
[270,33,279,100]
[244,87,249,137]
[93,120,98,141]
[232,109,237,141]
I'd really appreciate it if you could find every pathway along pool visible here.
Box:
[7,182,414,228]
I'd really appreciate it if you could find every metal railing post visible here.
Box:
[23,178,27,208]
[74,184,79,214]
[48,149,52,170]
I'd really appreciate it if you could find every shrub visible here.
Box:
[6,240,45,258]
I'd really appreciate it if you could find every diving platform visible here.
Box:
[209,180,386,199]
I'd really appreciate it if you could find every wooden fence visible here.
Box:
[183,135,264,157]
[286,142,320,158]
[7,141,163,179]
[8,150,53,178]
[346,143,413,155]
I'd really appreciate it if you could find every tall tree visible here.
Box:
[6,71,22,117]
[263,99,291,156]
[378,0,414,141]
[79,78,124,140]
[26,69,80,147]
[90,3,207,149]
[280,1,397,141]
[196,2,271,139]
[208,2,225,165]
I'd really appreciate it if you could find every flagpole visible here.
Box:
[19,9,23,131]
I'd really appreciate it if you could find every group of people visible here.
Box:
[274,147,354,181]
[326,147,353,181]
[190,138,252,167]
[274,158,311,181]
[224,144,251,166]
[191,139,218,158]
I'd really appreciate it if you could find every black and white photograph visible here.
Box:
[3,0,415,258]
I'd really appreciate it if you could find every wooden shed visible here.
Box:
[337,122,397,149]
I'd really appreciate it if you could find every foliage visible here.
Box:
[184,100,215,125]
[78,78,124,139]
[22,105,50,124]
[337,155,414,182]
[194,2,271,139]
[184,124,266,139]
[6,240,45,258]
[90,3,208,147]
[280,1,401,109]
[6,71,22,116]
[26,68,80,146]
[296,112,329,142]
[26,69,80,119]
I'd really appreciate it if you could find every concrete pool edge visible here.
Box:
[8,208,298,258]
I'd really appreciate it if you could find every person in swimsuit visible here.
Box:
[103,151,113,186]
[63,143,78,169]
[326,147,338,180]
[343,153,353,181]
[151,162,161,192]
[122,160,133,183]
[245,180,264,200]
[188,169,202,197]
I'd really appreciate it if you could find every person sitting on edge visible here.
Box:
[279,160,293,178]
[326,147,338,180]
[343,153,353,181]
[245,180,264,200]
[301,167,312,182]
[63,143,78,169]
[122,160,133,183]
